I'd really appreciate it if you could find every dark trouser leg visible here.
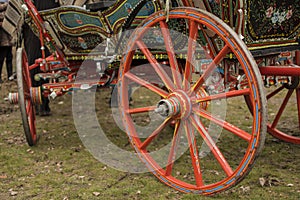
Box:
[6,46,13,78]
[0,47,9,81]
[24,25,51,115]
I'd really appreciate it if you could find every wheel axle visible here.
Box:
[8,92,18,104]
[155,90,193,119]
[155,98,180,117]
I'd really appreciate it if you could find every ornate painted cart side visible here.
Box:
[203,0,300,144]
[4,0,300,195]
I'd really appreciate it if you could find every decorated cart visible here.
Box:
[4,0,300,195]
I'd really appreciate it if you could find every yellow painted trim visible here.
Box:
[248,42,299,51]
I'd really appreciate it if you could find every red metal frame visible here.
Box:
[296,51,300,65]
[22,0,116,98]
[259,50,300,76]
[24,0,69,69]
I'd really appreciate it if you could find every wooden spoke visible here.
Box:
[271,89,294,129]
[190,45,231,94]
[183,120,203,187]
[183,20,198,90]
[124,72,169,98]
[127,106,157,114]
[159,21,183,89]
[139,117,173,150]
[190,115,233,176]
[136,40,175,92]
[165,120,182,176]
[196,88,251,103]
[266,85,285,99]
[194,108,252,142]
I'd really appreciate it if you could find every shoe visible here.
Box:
[45,105,51,114]
[35,105,40,116]
[39,104,51,116]
[8,73,16,81]
[39,110,51,116]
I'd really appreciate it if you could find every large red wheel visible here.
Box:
[266,77,300,144]
[16,48,38,146]
[118,8,266,195]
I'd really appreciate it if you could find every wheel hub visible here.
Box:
[155,90,192,119]
[284,76,300,89]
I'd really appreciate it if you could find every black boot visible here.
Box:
[39,97,51,116]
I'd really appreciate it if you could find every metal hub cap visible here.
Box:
[155,90,192,119]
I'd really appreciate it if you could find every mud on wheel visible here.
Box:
[118,8,267,195]
[16,48,38,146]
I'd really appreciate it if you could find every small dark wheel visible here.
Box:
[284,76,299,89]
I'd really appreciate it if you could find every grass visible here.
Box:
[0,79,300,199]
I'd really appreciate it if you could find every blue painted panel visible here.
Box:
[59,12,103,29]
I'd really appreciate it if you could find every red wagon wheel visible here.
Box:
[118,8,266,195]
[266,77,300,144]
[16,48,38,146]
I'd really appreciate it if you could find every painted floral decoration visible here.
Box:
[248,0,300,39]
[266,6,293,25]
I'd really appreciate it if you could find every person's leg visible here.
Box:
[0,46,8,82]
[6,46,13,79]
[23,23,42,87]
